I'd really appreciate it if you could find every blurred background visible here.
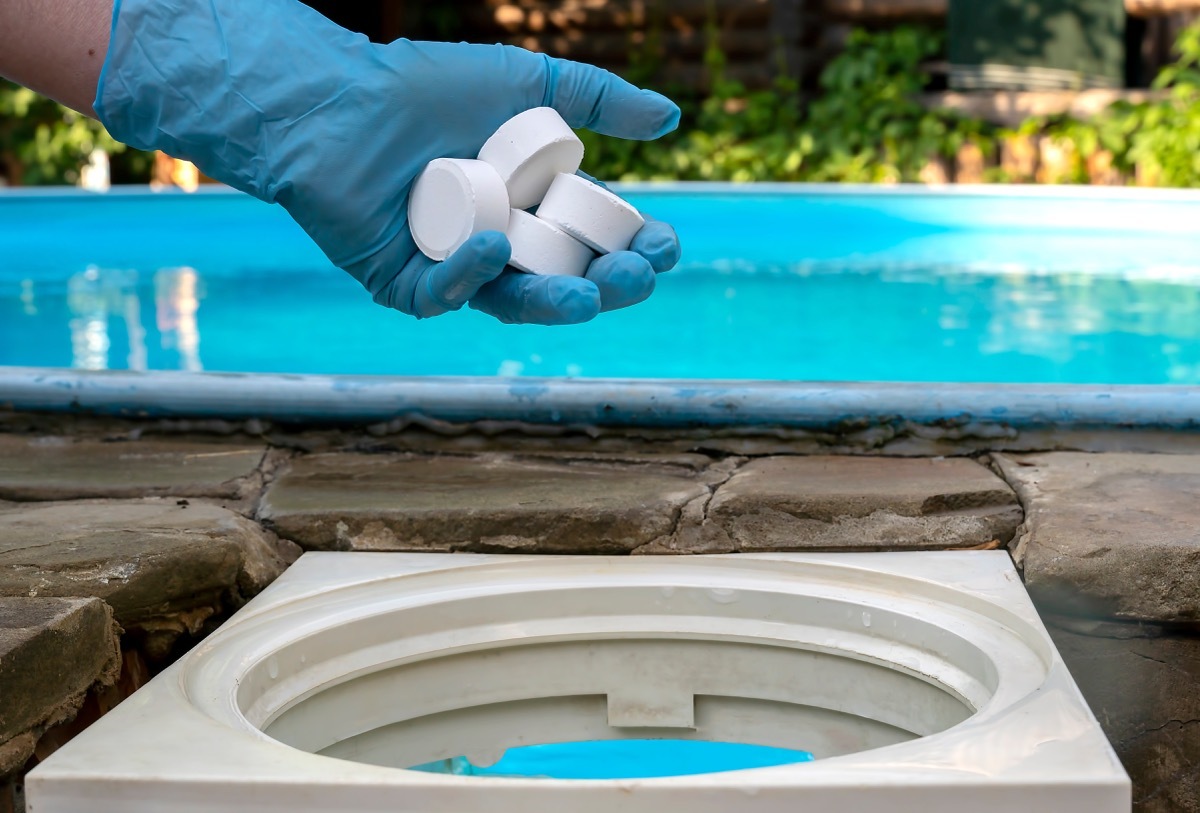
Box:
[1,0,1199,189]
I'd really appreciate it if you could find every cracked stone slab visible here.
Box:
[259,453,710,553]
[702,456,1021,552]
[0,500,288,652]
[995,453,1200,625]
[634,457,747,554]
[1047,621,1200,812]
[0,597,120,777]
[0,436,266,501]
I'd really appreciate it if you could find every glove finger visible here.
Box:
[585,251,657,313]
[630,218,681,274]
[545,57,681,140]
[416,231,513,316]
[369,231,510,318]
[372,230,511,318]
[471,271,601,325]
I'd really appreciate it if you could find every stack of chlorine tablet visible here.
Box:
[407,108,645,277]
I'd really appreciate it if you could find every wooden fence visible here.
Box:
[449,0,1200,91]
[309,0,1200,92]
[458,0,825,91]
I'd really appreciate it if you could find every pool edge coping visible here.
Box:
[1,368,1196,430]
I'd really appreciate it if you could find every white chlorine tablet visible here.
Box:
[408,158,510,261]
[477,107,585,210]
[506,208,594,277]
[536,172,646,255]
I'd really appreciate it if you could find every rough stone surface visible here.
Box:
[0,500,289,650]
[1047,620,1200,813]
[693,456,1021,552]
[8,410,1200,457]
[0,597,120,777]
[0,437,266,501]
[259,453,710,553]
[349,445,717,471]
[638,457,747,554]
[995,453,1200,625]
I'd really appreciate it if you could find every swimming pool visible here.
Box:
[2,184,1199,384]
[411,739,815,779]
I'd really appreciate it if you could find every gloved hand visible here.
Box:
[95,0,682,325]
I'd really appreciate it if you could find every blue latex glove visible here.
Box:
[95,0,682,325]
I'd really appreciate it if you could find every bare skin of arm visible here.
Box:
[0,0,113,115]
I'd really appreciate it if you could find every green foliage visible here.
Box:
[582,25,992,184]
[1028,21,1200,188]
[1109,20,1200,187]
[580,23,808,182]
[584,18,1200,189]
[4,19,1200,188]
[803,26,963,182]
[0,81,144,185]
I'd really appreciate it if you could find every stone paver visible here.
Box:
[693,456,1021,552]
[454,450,714,471]
[1047,621,1200,813]
[0,437,266,501]
[0,500,288,655]
[259,453,710,553]
[0,597,119,777]
[995,453,1200,625]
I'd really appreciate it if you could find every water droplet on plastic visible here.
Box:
[465,747,506,769]
[299,654,307,664]
[660,585,676,599]
[708,587,739,604]
[267,657,279,679]
[861,611,872,628]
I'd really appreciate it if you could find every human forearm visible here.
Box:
[37,0,679,324]
[0,0,112,115]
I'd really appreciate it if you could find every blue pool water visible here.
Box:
[410,739,814,779]
[3,186,1199,384]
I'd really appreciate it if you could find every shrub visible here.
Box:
[3,19,1198,188]
[582,20,1200,188]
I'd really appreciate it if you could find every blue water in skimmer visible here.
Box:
[3,185,1200,384]
[410,739,815,779]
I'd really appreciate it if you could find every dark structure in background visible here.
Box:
[302,0,1199,92]
[300,1,417,42]
[300,0,823,91]
[948,0,1128,90]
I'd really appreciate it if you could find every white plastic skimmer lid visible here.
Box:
[27,552,1130,813]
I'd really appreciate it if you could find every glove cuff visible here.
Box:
[94,0,366,202]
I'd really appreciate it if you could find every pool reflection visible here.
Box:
[55,265,204,372]
[155,267,203,372]
[6,259,1200,384]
